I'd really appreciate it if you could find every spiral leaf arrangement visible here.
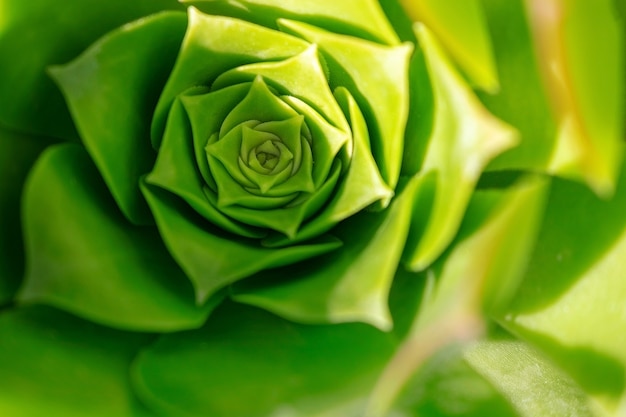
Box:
[0,0,624,416]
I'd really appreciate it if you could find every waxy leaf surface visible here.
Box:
[19,144,214,332]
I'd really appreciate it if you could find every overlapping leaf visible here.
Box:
[50,11,188,225]
[19,144,215,332]
[0,0,183,140]
[0,305,155,417]
[0,128,53,303]
[402,24,518,272]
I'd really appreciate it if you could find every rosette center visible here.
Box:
[205,77,316,206]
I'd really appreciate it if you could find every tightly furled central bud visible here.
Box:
[237,118,302,193]
[205,77,319,207]
[250,138,287,172]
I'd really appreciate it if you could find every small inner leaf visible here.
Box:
[254,116,308,171]
[219,76,299,137]
[213,44,350,133]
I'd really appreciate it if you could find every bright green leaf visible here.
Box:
[49,11,187,225]
[398,0,499,92]
[142,182,342,304]
[184,0,400,45]
[464,338,596,417]
[0,305,155,417]
[403,25,518,271]
[391,344,519,417]
[278,18,413,191]
[367,176,547,416]
[0,0,183,140]
[0,128,53,303]
[147,98,266,239]
[478,0,557,173]
[503,148,626,414]
[233,174,418,331]
[526,0,624,195]
[19,144,214,332]
[152,8,309,145]
[213,44,350,133]
[132,301,396,417]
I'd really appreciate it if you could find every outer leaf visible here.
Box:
[392,344,520,417]
[50,11,187,225]
[527,0,624,195]
[141,183,342,305]
[0,305,155,417]
[0,128,52,303]
[403,25,518,272]
[278,19,413,191]
[183,0,400,45]
[19,144,214,332]
[398,0,499,92]
[479,0,557,172]
[233,174,419,331]
[394,334,596,417]
[502,148,626,414]
[400,35,435,177]
[132,301,396,417]
[367,176,547,416]
[0,0,183,140]
[464,338,595,417]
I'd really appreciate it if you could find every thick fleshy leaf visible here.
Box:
[183,0,400,45]
[390,343,519,417]
[367,176,547,416]
[180,83,250,187]
[142,182,342,304]
[0,305,155,417]
[278,19,413,190]
[526,0,624,195]
[391,334,596,417]
[233,175,419,331]
[217,76,301,137]
[19,144,213,332]
[263,87,394,246]
[403,25,518,272]
[400,35,435,177]
[152,8,309,145]
[213,44,350,133]
[147,99,265,239]
[0,0,183,140]
[502,150,626,414]
[49,11,187,225]
[398,0,498,92]
[0,129,52,303]
[280,95,351,186]
[132,301,396,417]
[463,338,596,417]
[478,0,556,172]
[203,161,342,240]
[442,177,548,316]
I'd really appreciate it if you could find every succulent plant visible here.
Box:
[0,0,624,416]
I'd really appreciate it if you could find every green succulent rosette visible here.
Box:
[0,0,625,416]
